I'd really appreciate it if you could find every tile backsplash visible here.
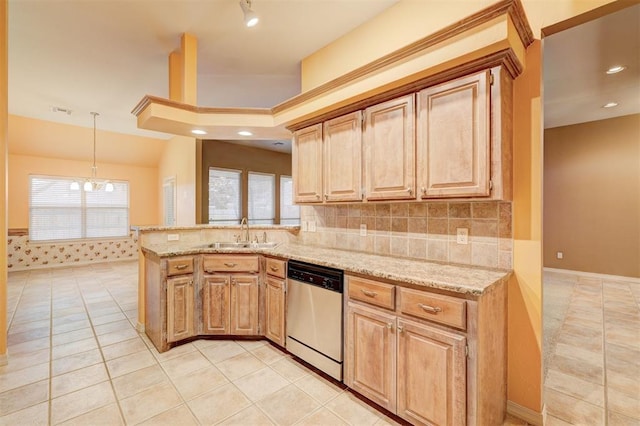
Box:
[297,201,513,269]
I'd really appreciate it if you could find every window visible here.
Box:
[29,175,129,241]
[280,176,300,225]
[248,172,275,225]
[209,168,242,224]
[163,177,176,226]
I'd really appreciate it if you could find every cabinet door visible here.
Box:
[293,124,323,203]
[264,276,285,347]
[166,276,195,343]
[324,111,363,202]
[397,319,466,426]
[345,303,397,412]
[202,275,230,334]
[230,274,259,335]
[417,70,490,198]
[364,94,416,200]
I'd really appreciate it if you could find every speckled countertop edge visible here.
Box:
[132,225,300,232]
[141,242,511,296]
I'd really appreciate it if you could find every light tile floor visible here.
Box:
[543,271,640,425]
[2,260,529,425]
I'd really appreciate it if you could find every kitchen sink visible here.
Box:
[198,241,280,249]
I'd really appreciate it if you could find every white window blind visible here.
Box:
[163,177,176,226]
[248,172,275,225]
[209,168,242,224]
[29,175,129,241]
[280,176,300,225]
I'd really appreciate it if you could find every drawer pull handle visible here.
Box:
[224,262,237,267]
[231,279,236,286]
[397,325,404,333]
[418,303,442,314]
[175,264,188,270]
[270,266,279,272]
[387,323,393,330]
[361,289,377,298]
[204,269,214,274]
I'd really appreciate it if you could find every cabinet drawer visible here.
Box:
[166,257,194,276]
[348,276,395,310]
[265,258,286,279]
[203,255,259,273]
[399,288,466,330]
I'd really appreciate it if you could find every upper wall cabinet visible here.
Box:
[417,67,512,200]
[363,94,415,201]
[324,111,363,202]
[292,123,323,203]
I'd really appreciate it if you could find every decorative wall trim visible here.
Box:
[544,267,640,284]
[131,94,272,117]
[507,400,543,426]
[8,228,28,236]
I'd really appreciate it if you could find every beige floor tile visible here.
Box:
[93,319,133,336]
[605,324,640,349]
[90,312,127,326]
[7,319,49,335]
[547,352,603,385]
[52,337,99,360]
[257,384,321,426]
[53,319,92,335]
[0,379,49,417]
[58,403,124,426]
[325,391,382,426]
[51,349,102,377]
[607,342,640,366]
[0,400,49,426]
[51,363,109,398]
[101,337,148,361]
[160,350,212,380]
[170,365,228,401]
[270,356,312,382]
[6,336,50,356]
[236,339,269,351]
[295,407,349,426]
[251,344,287,365]
[294,373,345,404]
[0,348,49,373]
[199,340,247,363]
[119,381,183,425]
[234,367,290,402]
[105,349,157,378]
[0,361,49,393]
[187,382,251,425]
[111,364,169,400]
[152,341,196,362]
[544,414,574,425]
[544,368,605,407]
[217,352,267,381]
[374,414,405,426]
[545,388,604,426]
[137,404,199,426]
[7,326,50,345]
[51,327,94,347]
[608,410,640,426]
[218,405,275,425]
[96,327,139,347]
[607,388,640,421]
[50,381,116,424]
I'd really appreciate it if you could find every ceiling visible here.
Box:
[544,3,640,129]
[8,0,398,152]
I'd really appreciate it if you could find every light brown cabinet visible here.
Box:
[363,94,415,201]
[202,255,260,336]
[264,257,286,347]
[345,274,505,425]
[292,123,323,203]
[324,111,363,202]
[166,275,195,343]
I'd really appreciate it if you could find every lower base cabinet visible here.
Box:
[264,275,286,346]
[166,275,195,343]
[202,273,258,335]
[346,303,466,426]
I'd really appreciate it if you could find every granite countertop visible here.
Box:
[141,242,511,296]
[132,224,300,232]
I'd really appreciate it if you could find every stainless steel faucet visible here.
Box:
[240,217,249,243]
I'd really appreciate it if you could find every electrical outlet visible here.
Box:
[308,221,316,232]
[360,224,367,236]
[456,228,469,244]
[556,251,563,260]
[167,234,179,241]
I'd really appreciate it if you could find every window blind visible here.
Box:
[280,176,300,225]
[209,168,242,224]
[248,172,275,225]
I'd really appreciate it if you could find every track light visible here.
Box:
[239,0,259,27]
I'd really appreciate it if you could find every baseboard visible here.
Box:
[507,400,544,426]
[544,267,640,284]
[8,256,139,273]
[0,352,8,367]
[136,322,145,333]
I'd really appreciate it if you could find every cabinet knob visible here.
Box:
[418,303,442,314]
[360,289,377,298]
[421,187,427,195]
[407,187,413,195]
[175,264,188,270]
[324,194,328,200]
[231,279,236,286]
[316,194,320,199]
[270,266,279,272]
[387,322,393,330]
[224,262,237,267]
[397,325,404,333]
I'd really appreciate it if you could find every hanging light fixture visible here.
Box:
[239,0,259,27]
[70,112,114,192]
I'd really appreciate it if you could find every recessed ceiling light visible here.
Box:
[603,102,618,108]
[191,129,207,135]
[238,130,253,136]
[606,66,625,74]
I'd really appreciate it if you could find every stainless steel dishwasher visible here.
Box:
[286,260,344,381]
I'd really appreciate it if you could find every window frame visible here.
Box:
[208,167,243,225]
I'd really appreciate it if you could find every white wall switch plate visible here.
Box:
[556,251,563,259]
[360,224,367,236]
[167,234,179,241]
[308,221,316,232]
[456,228,469,244]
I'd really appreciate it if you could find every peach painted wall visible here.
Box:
[158,135,197,226]
[1,0,8,361]
[544,114,640,278]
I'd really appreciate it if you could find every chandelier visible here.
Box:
[70,112,114,192]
